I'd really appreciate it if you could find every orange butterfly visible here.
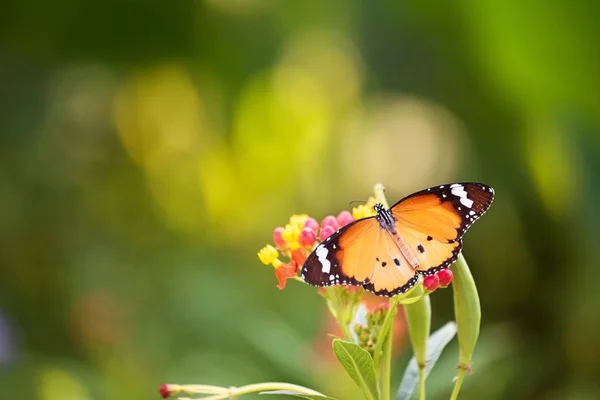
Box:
[301,183,494,297]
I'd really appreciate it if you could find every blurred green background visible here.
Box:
[2,1,600,399]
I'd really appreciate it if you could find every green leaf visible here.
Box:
[260,390,337,400]
[397,322,457,400]
[332,339,379,400]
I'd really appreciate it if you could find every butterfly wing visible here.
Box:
[301,217,420,296]
[390,182,494,275]
[361,229,421,296]
[301,217,379,287]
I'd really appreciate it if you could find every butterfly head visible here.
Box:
[374,203,396,228]
[373,203,386,214]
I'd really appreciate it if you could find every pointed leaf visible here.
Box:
[397,322,457,400]
[332,339,378,400]
[260,390,337,400]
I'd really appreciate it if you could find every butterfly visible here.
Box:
[301,183,494,297]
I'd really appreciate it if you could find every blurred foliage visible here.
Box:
[1,1,600,399]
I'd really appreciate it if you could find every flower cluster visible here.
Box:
[258,205,375,290]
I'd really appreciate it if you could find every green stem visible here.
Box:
[419,367,426,400]
[380,328,393,400]
[404,286,430,400]
[170,382,328,400]
[338,311,354,342]
[331,289,354,342]
[373,297,399,371]
[449,369,466,400]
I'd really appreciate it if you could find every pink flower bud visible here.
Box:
[321,215,338,231]
[437,269,453,287]
[158,384,174,399]
[319,225,335,241]
[303,217,319,233]
[273,227,286,249]
[337,210,354,228]
[423,274,440,292]
[298,227,316,247]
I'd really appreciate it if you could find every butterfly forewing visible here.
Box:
[391,182,494,275]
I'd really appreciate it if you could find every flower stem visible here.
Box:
[380,328,393,400]
[339,312,354,342]
[373,297,398,371]
[419,367,426,400]
[169,382,327,400]
[449,368,466,400]
[404,286,430,400]
[329,288,354,342]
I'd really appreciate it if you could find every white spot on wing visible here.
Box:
[460,197,474,208]
[316,245,331,274]
[451,185,473,209]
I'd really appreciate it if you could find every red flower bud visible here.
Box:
[298,227,317,247]
[337,210,354,228]
[321,215,338,231]
[303,217,319,233]
[273,227,286,249]
[158,383,174,399]
[319,225,335,241]
[423,274,440,292]
[437,269,453,287]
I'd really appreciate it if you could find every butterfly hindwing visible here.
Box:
[362,229,420,296]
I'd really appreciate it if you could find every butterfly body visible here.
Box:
[301,183,494,297]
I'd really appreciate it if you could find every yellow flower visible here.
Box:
[352,197,377,220]
[281,223,300,245]
[272,258,283,269]
[258,244,279,265]
[289,214,309,231]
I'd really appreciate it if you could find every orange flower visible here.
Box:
[274,263,297,290]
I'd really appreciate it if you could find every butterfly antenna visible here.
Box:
[348,199,377,207]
